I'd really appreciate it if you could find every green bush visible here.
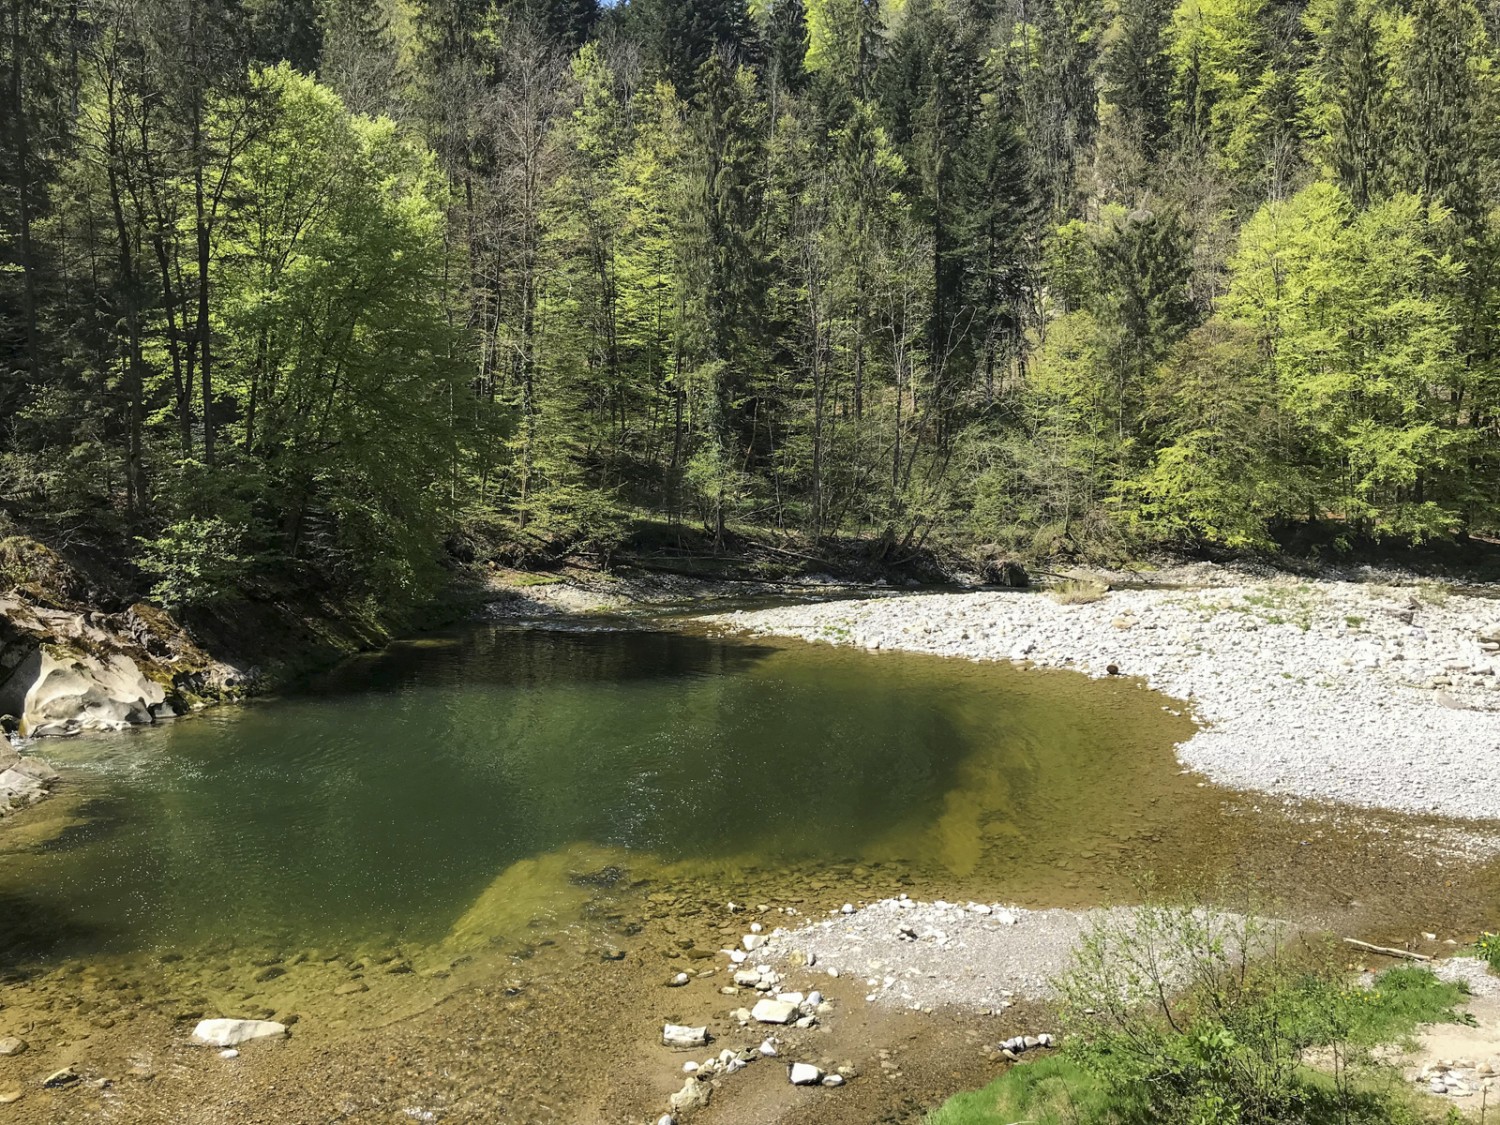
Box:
[135,516,253,609]
[930,906,1465,1125]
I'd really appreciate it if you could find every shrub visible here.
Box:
[929,906,1464,1125]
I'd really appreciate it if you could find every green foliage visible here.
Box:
[932,906,1464,1125]
[1057,906,1459,1125]
[1220,183,1465,539]
[135,517,253,609]
[12,0,1500,606]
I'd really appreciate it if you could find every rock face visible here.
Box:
[0,644,164,737]
[190,1019,288,1047]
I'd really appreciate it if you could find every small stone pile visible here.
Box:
[655,923,851,1121]
[988,1032,1056,1062]
[1415,1057,1496,1098]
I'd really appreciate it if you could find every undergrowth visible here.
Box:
[928,906,1469,1125]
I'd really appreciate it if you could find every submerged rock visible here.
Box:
[0,1037,27,1057]
[0,752,56,817]
[190,1018,288,1047]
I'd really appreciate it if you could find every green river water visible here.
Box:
[0,616,1214,963]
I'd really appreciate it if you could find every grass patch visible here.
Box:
[1414,579,1451,606]
[507,573,565,587]
[1050,578,1108,605]
[1344,965,1470,1045]
[927,1056,1130,1125]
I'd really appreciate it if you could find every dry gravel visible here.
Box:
[750,896,1103,1011]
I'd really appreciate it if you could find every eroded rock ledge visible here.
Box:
[0,594,244,740]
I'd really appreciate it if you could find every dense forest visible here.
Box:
[3,0,1500,607]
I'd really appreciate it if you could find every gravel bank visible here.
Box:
[748,897,1095,1011]
[704,573,1500,821]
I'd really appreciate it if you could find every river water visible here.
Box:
[2,615,1497,1123]
[2,619,1207,961]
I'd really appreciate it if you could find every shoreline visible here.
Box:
[703,568,1500,824]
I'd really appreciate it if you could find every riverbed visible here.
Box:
[0,584,1497,1123]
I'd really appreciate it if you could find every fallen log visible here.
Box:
[1342,937,1432,962]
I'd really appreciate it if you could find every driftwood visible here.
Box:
[1342,937,1432,962]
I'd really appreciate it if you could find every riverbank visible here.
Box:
[704,567,1500,824]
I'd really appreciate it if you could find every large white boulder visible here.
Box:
[0,644,164,737]
[190,1019,287,1047]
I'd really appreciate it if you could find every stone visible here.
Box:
[42,1068,78,1088]
[668,973,690,987]
[822,1074,845,1087]
[657,1116,676,1125]
[751,999,799,1024]
[1038,1033,1054,1048]
[0,1087,20,1104]
[190,1019,288,1047]
[334,980,368,996]
[759,1038,778,1057]
[0,1037,26,1057]
[806,991,823,1006]
[779,992,806,1007]
[789,1063,823,1086]
[841,904,855,914]
[669,1078,711,1114]
[733,970,761,988]
[663,1025,709,1049]
[219,1049,239,1059]
[682,1062,699,1075]
[741,934,766,952]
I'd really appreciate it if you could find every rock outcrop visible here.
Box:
[0,594,243,739]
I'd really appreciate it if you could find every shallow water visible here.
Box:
[0,620,1206,962]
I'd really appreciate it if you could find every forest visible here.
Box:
[3,0,1499,608]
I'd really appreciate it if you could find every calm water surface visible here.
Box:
[1,619,1203,961]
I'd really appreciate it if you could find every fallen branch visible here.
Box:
[1342,937,1431,962]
